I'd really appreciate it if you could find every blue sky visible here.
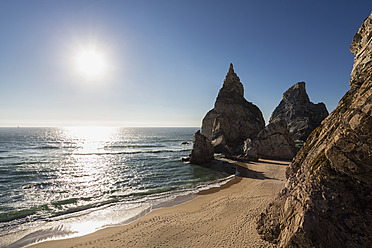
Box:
[0,1,371,127]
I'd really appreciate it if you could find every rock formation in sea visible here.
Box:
[270,81,329,142]
[257,12,372,248]
[249,118,296,160]
[190,130,214,165]
[201,63,265,154]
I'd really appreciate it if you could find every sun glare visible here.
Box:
[75,47,107,80]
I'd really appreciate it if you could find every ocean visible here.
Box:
[0,127,232,248]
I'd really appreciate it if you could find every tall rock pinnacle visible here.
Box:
[200,63,265,154]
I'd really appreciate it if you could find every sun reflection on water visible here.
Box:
[60,126,122,155]
[52,127,124,209]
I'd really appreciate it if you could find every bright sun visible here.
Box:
[75,47,107,80]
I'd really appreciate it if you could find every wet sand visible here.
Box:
[29,159,289,248]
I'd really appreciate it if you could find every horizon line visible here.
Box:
[0,125,201,128]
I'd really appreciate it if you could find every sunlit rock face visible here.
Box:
[270,82,329,141]
[251,118,296,160]
[257,12,372,248]
[201,63,265,154]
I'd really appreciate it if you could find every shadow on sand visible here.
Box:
[258,159,291,166]
[193,158,279,181]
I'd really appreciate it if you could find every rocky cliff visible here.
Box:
[257,13,372,248]
[270,82,329,141]
[201,64,265,154]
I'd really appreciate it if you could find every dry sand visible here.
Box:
[29,159,289,248]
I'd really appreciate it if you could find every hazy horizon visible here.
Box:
[1,1,371,127]
[0,125,201,128]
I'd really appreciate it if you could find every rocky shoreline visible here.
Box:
[190,11,372,248]
[257,12,372,247]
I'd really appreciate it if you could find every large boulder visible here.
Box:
[253,118,296,160]
[201,64,265,154]
[270,81,329,141]
[257,13,372,248]
[190,130,214,165]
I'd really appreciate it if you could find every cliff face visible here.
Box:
[201,64,265,154]
[257,13,372,248]
[270,82,329,141]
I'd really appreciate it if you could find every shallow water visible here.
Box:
[0,127,232,248]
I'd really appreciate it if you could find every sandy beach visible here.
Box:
[29,159,288,248]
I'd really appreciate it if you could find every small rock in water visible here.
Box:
[190,130,214,165]
[181,157,190,162]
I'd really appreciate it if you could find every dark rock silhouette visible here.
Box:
[190,130,214,165]
[270,81,328,141]
[257,12,372,248]
[201,63,265,154]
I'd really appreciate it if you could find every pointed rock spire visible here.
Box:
[200,63,265,153]
[228,63,234,74]
[221,63,244,96]
[282,82,310,105]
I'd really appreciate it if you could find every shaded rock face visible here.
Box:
[242,138,258,161]
[257,13,372,248]
[270,82,329,141]
[201,64,265,154]
[252,118,296,160]
[190,130,214,165]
